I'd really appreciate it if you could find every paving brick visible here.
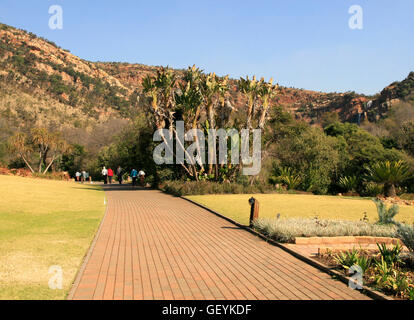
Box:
[69,186,371,300]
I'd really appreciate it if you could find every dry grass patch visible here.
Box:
[0,175,105,300]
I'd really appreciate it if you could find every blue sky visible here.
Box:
[0,0,413,95]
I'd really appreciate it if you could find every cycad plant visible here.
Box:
[365,161,411,197]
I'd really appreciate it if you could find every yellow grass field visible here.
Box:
[186,194,414,226]
[0,175,105,300]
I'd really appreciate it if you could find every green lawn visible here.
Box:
[186,194,414,226]
[0,175,105,300]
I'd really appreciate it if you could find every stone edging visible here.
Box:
[180,196,393,301]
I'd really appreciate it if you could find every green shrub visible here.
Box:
[338,175,359,193]
[371,261,410,297]
[333,249,360,270]
[377,243,403,267]
[362,182,383,197]
[159,180,276,196]
[373,199,399,225]
[356,254,373,273]
[397,224,414,253]
[270,167,302,190]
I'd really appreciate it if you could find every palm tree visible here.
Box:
[365,160,411,197]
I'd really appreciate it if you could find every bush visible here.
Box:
[159,180,277,196]
[397,224,414,253]
[338,175,359,193]
[377,243,403,267]
[374,199,399,225]
[269,167,302,190]
[252,217,396,243]
[361,182,383,197]
[333,248,360,270]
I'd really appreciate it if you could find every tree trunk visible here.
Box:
[20,154,35,173]
[384,183,397,198]
[43,155,57,174]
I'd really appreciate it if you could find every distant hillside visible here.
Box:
[363,72,414,121]
[0,21,413,133]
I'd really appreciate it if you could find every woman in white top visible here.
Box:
[102,167,108,184]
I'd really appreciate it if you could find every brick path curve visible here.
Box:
[68,186,370,300]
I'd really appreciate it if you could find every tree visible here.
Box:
[239,76,259,130]
[141,66,278,183]
[142,67,198,179]
[8,128,70,174]
[270,126,340,194]
[364,160,412,197]
[8,132,35,173]
[61,144,86,177]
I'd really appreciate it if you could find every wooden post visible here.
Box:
[249,197,259,227]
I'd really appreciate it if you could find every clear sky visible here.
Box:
[0,0,413,95]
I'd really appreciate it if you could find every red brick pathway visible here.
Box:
[68,187,371,300]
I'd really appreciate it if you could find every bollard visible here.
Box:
[249,197,259,227]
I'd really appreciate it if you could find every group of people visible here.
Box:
[75,170,91,183]
[101,166,146,187]
[101,167,114,185]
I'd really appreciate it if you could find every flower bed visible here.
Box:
[315,245,414,300]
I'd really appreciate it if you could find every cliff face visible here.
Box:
[363,72,414,122]
[0,22,413,131]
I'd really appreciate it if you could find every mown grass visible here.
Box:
[0,175,105,300]
[186,194,414,226]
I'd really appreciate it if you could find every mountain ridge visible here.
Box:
[1,21,413,131]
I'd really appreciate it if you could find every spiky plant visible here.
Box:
[271,167,302,190]
[373,199,399,225]
[365,161,411,197]
[338,175,359,193]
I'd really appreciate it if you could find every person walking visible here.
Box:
[108,168,114,184]
[75,171,81,182]
[130,168,138,187]
[85,171,90,184]
[81,170,87,184]
[116,166,123,185]
[102,166,108,184]
[139,169,146,187]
